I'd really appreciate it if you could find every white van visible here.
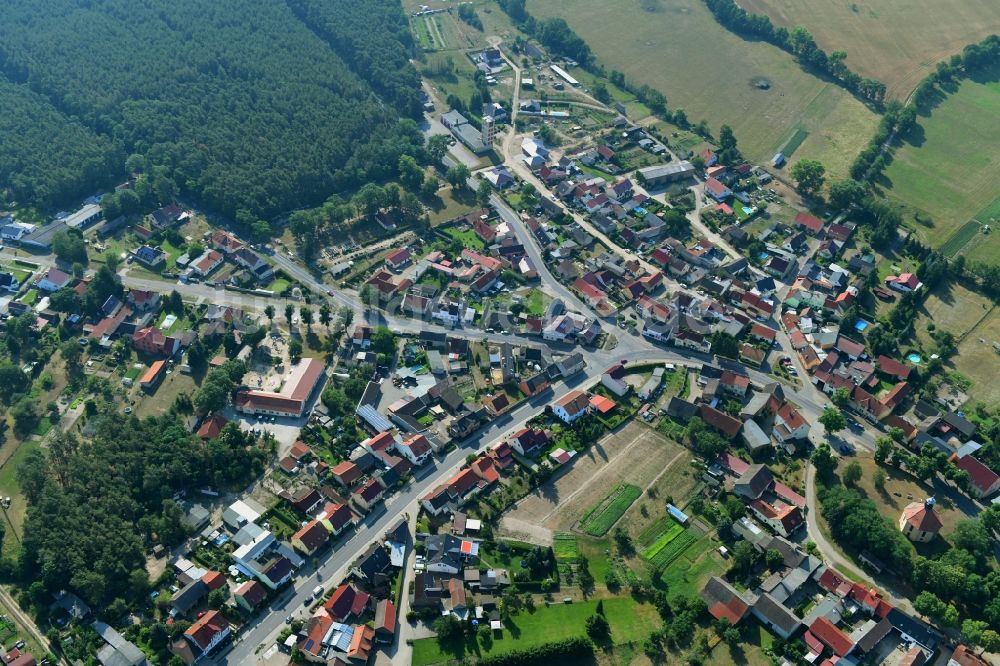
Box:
[312,585,324,599]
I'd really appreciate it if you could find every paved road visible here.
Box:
[214,379,603,666]
[803,464,917,615]
[489,194,603,322]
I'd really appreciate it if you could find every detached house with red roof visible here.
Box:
[398,434,432,466]
[384,247,412,271]
[352,478,385,512]
[182,610,230,662]
[292,520,330,556]
[701,576,751,625]
[772,402,809,451]
[794,211,824,235]
[899,499,942,542]
[950,453,1000,498]
[749,499,804,537]
[132,327,180,357]
[704,177,732,202]
[885,272,922,292]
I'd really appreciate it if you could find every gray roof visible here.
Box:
[637,161,696,181]
[741,419,771,451]
[94,621,146,666]
[752,593,801,635]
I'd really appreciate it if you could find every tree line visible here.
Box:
[0,0,425,219]
[701,0,887,103]
[497,1,593,66]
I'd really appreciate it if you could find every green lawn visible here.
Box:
[442,225,486,251]
[411,597,660,666]
[524,289,546,317]
[0,440,41,556]
[658,533,726,598]
[883,69,1000,263]
[20,289,37,306]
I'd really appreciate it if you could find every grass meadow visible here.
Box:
[411,597,660,665]
[881,71,1000,264]
[741,0,1000,99]
[528,0,878,181]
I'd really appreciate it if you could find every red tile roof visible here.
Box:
[235,580,266,608]
[817,568,853,598]
[951,454,1000,497]
[809,617,854,657]
[589,395,617,414]
[293,520,330,552]
[795,212,824,233]
[901,501,942,533]
[332,460,362,485]
[202,570,227,591]
[185,609,229,651]
[197,414,229,440]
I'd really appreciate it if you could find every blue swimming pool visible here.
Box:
[759,252,769,261]
[634,207,648,216]
[855,319,870,331]
[906,353,922,364]
[742,206,753,215]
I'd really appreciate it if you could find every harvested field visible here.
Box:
[741,0,1000,99]
[499,421,685,540]
[952,307,1000,406]
[914,281,993,349]
[529,0,878,181]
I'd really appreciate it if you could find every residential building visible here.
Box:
[37,268,71,292]
[552,390,590,424]
[182,610,230,661]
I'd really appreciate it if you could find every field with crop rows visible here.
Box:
[578,483,641,536]
[643,526,698,572]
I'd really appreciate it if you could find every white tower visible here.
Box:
[482,106,497,147]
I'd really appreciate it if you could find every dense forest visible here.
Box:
[0,0,424,218]
[16,415,268,608]
[0,81,123,210]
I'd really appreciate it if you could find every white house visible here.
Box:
[398,434,433,466]
[552,390,590,424]
[37,268,71,292]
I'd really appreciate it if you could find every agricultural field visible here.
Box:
[882,71,1000,263]
[952,307,1000,406]
[741,0,1000,100]
[500,422,687,542]
[578,483,641,536]
[411,597,660,666]
[528,0,878,181]
[913,281,994,350]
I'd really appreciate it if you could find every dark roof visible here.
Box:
[355,542,390,580]
[736,464,775,499]
[753,593,801,635]
[666,397,698,421]
[886,608,939,651]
